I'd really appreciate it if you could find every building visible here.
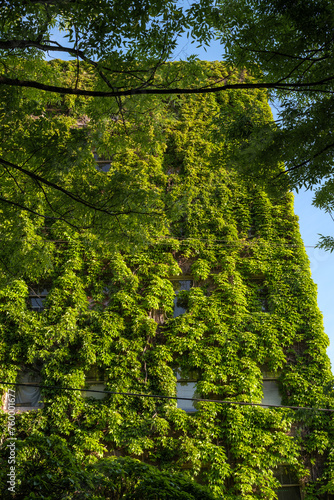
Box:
[0,62,333,499]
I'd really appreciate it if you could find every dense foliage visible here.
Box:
[3,1,334,249]
[0,59,262,248]
[0,0,217,97]
[214,0,334,249]
[0,62,333,499]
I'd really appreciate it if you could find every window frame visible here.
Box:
[261,369,282,408]
[169,277,193,318]
[3,370,43,413]
[175,367,199,413]
[274,465,302,499]
[28,286,49,312]
[83,366,107,400]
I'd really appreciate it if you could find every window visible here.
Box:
[172,280,192,317]
[175,368,198,413]
[83,366,106,400]
[261,380,281,407]
[261,370,282,407]
[276,486,301,500]
[258,286,269,312]
[4,371,43,412]
[29,288,48,312]
[93,152,111,173]
[275,467,301,500]
[247,226,256,238]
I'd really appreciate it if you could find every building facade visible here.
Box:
[0,63,334,499]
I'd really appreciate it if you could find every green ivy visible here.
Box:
[0,62,333,499]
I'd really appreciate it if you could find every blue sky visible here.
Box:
[293,191,334,368]
[46,28,334,370]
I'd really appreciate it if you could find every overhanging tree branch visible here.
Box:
[1,74,334,97]
[244,47,329,62]
[0,40,81,54]
[276,142,334,177]
[0,158,163,217]
[0,194,80,228]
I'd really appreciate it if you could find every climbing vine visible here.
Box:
[0,62,333,499]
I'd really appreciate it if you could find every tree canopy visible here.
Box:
[2,1,334,251]
[0,1,219,247]
[214,0,334,248]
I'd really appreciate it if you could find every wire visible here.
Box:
[0,236,320,248]
[1,382,333,412]
[157,236,317,247]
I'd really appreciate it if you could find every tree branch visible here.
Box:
[277,142,334,177]
[0,40,82,54]
[21,0,76,4]
[0,194,72,222]
[245,47,330,62]
[1,74,334,98]
[0,158,163,217]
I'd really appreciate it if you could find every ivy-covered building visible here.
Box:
[0,62,334,499]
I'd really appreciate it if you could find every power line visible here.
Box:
[1,382,333,412]
[0,235,320,248]
[158,236,317,247]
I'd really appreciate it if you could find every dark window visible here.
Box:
[29,288,48,312]
[12,371,43,411]
[274,466,300,500]
[173,280,192,317]
[85,366,104,383]
[83,366,106,400]
[259,287,269,312]
[93,152,111,172]
[275,467,298,485]
[276,486,301,500]
[248,226,256,238]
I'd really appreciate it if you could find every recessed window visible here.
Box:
[175,368,198,413]
[93,152,111,172]
[261,379,281,407]
[258,287,269,312]
[5,371,43,412]
[29,288,48,312]
[82,383,106,400]
[275,467,301,500]
[248,226,255,238]
[83,366,106,400]
[276,486,301,500]
[173,280,192,317]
